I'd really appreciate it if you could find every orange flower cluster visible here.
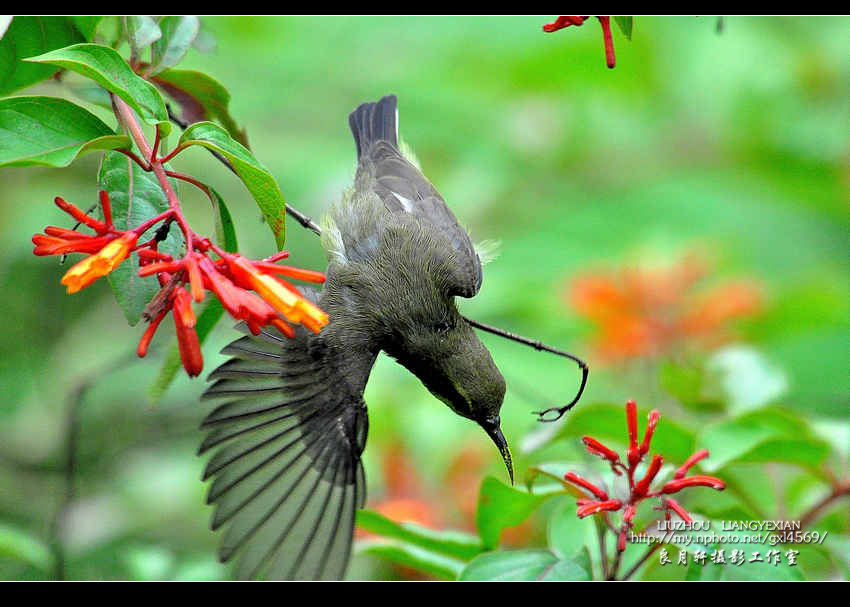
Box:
[32,191,328,377]
[32,192,138,293]
[568,254,762,362]
[565,400,725,552]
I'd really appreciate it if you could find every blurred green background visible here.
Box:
[0,16,847,580]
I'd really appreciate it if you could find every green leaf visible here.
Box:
[355,509,483,561]
[0,17,84,94]
[547,498,595,559]
[459,549,558,581]
[476,476,563,550]
[178,121,287,249]
[614,16,633,40]
[0,96,129,167]
[153,68,247,146]
[0,523,53,570]
[25,43,171,135]
[123,16,161,55]
[207,186,240,252]
[460,547,593,581]
[736,438,830,469]
[71,16,103,42]
[68,83,113,109]
[98,151,183,326]
[699,417,781,471]
[149,16,200,76]
[539,547,592,581]
[357,541,466,580]
[659,359,724,411]
[526,462,578,493]
[699,408,828,473]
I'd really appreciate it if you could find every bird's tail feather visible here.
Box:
[348,94,398,159]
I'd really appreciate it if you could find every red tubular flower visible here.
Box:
[626,399,640,466]
[564,472,609,500]
[137,249,173,263]
[639,410,660,457]
[32,233,115,256]
[225,254,329,333]
[582,436,621,465]
[32,191,136,293]
[566,400,724,556]
[60,232,138,294]
[172,286,196,329]
[53,196,109,233]
[577,499,622,518]
[252,261,326,284]
[137,309,167,358]
[138,261,184,277]
[633,454,663,498]
[184,254,205,302]
[99,190,113,228]
[664,498,693,523]
[662,475,726,494]
[43,226,95,240]
[542,15,587,32]
[173,287,203,377]
[675,448,710,479]
[597,16,615,68]
[623,504,636,525]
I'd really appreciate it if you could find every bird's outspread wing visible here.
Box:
[349,95,483,297]
[199,314,369,580]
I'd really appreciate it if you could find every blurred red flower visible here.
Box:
[567,253,762,362]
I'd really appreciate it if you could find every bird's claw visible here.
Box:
[532,405,574,423]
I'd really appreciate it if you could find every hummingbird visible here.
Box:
[198,95,509,580]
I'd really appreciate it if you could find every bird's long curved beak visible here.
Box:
[483,416,514,485]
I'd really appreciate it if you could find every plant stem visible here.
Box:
[620,543,661,581]
[112,96,193,251]
[595,518,609,579]
[115,148,151,170]
[164,169,215,207]
[607,544,623,580]
[799,481,850,529]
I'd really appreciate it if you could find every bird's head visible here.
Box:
[381,287,512,483]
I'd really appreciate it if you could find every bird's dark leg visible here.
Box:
[165,111,588,420]
[461,316,589,423]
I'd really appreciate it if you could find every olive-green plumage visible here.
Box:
[199,95,508,580]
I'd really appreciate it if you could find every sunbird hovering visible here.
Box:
[198,95,510,580]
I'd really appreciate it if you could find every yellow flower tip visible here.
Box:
[251,273,301,316]
[295,299,329,331]
[59,233,137,294]
[228,255,329,333]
